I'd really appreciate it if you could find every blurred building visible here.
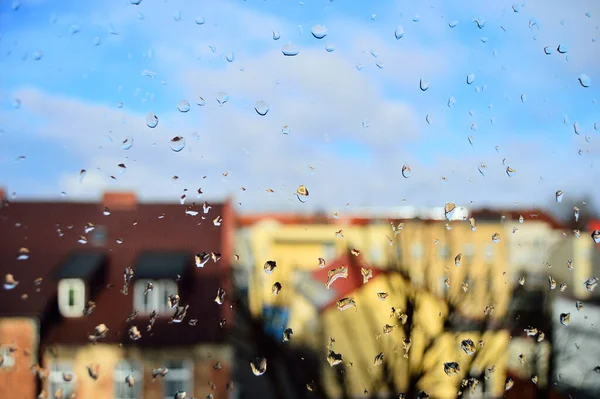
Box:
[237,207,513,398]
[0,191,235,399]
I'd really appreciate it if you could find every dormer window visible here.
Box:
[58,279,86,317]
[54,251,107,318]
[134,280,178,315]
[131,251,190,316]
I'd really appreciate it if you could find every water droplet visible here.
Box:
[444,202,456,220]
[591,230,600,244]
[4,274,18,290]
[196,97,206,107]
[272,282,282,295]
[449,20,458,28]
[478,163,487,176]
[216,92,229,105]
[376,60,384,69]
[177,100,190,113]
[282,42,299,56]
[426,113,433,124]
[557,44,568,54]
[473,17,486,29]
[33,50,43,60]
[226,52,235,62]
[215,287,226,305]
[122,136,134,150]
[356,63,364,71]
[131,0,142,4]
[281,125,290,135]
[578,74,591,88]
[466,74,475,84]
[325,43,335,52]
[394,25,404,39]
[146,112,159,128]
[272,29,281,40]
[327,351,343,367]
[444,362,460,376]
[337,297,357,311]
[419,79,429,91]
[296,185,309,202]
[559,313,570,326]
[402,164,411,178]
[254,101,270,116]
[544,46,553,55]
[492,233,501,243]
[173,10,182,21]
[311,24,328,39]
[264,260,277,274]
[195,16,205,25]
[448,97,456,107]
[521,94,527,103]
[512,4,520,12]
[250,358,267,376]
[454,253,462,266]
[17,247,29,261]
[506,166,516,177]
[370,14,377,20]
[481,37,488,43]
[412,14,420,22]
[282,328,293,342]
[556,190,564,203]
[461,339,476,355]
[169,136,186,152]
[326,266,348,289]
[69,25,80,35]
[209,45,216,53]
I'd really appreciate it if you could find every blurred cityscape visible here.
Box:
[0,189,599,399]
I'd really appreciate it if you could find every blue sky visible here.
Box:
[0,0,598,213]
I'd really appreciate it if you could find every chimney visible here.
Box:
[102,191,137,211]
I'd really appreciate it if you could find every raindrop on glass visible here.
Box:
[273,29,281,40]
[281,125,290,135]
[226,53,235,62]
[122,137,134,150]
[557,44,568,54]
[177,100,190,113]
[506,167,516,177]
[591,230,600,244]
[544,46,553,55]
[173,10,182,21]
[254,101,270,116]
[169,136,186,152]
[196,97,206,106]
[419,79,429,91]
[448,97,456,107]
[33,50,43,60]
[146,112,159,128]
[216,92,229,105]
[426,113,433,124]
[466,74,475,84]
[195,16,205,25]
[402,164,411,178]
[559,313,570,326]
[311,25,328,39]
[578,74,591,88]
[449,20,458,28]
[394,26,404,39]
[282,42,299,56]
[325,43,335,52]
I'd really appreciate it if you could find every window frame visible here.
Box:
[162,359,194,399]
[48,360,76,399]
[114,360,143,399]
[134,279,179,315]
[57,278,86,318]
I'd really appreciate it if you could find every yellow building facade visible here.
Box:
[240,211,511,398]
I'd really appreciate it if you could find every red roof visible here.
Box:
[0,195,234,347]
[471,208,565,230]
[312,251,381,312]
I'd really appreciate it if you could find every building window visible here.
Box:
[411,242,424,259]
[438,243,450,260]
[484,244,495,263]
[114,360,143,399]
[163,360,193,399]
[323,242,336,260]
[58,279,86,318]
[91,225,108,247]
[0,346,15,368]
[48,361,75,399]
[134,280,178,315]
[464,243,474,257]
